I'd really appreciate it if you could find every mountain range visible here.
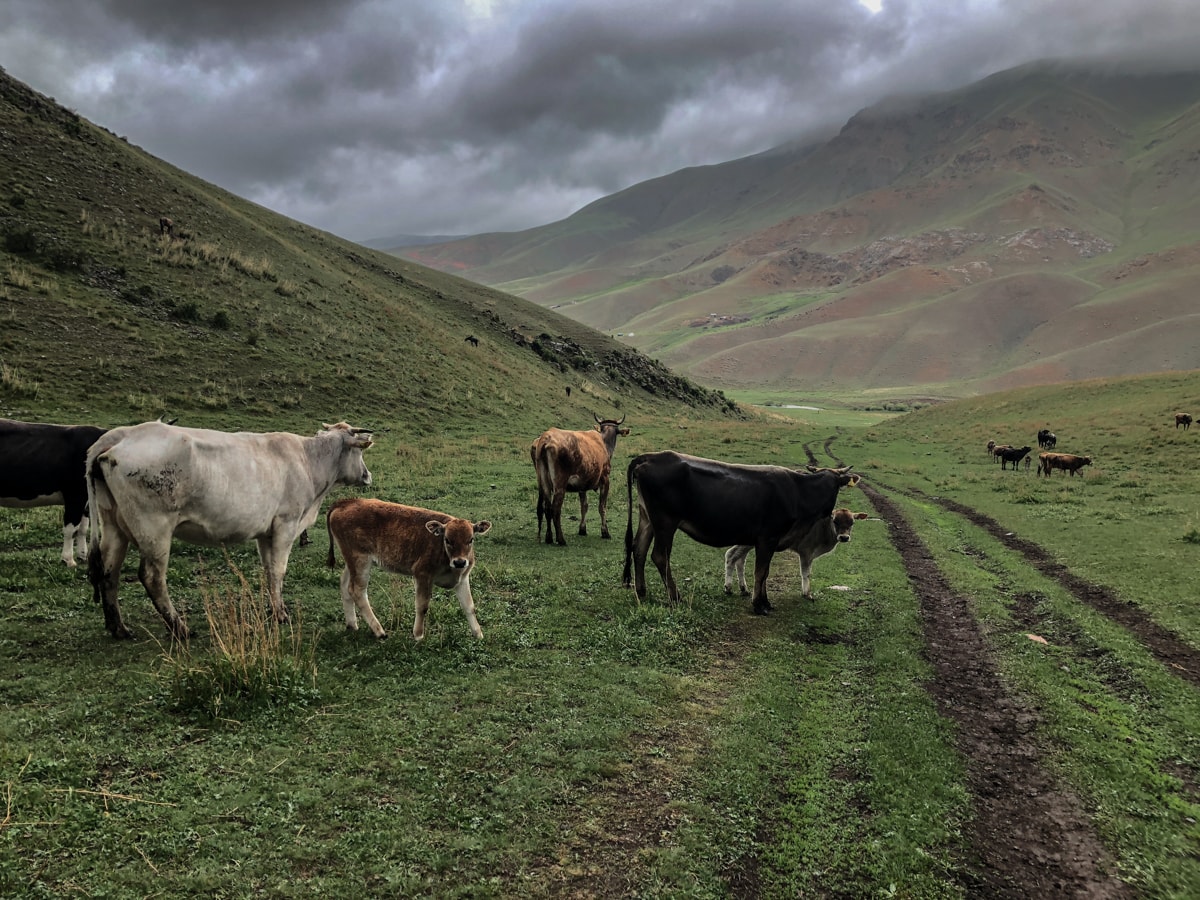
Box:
[396,62,1200,399]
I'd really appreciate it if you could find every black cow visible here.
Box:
[997,445,1032,471]
[622,452,859,614]
[1,419,108,566]
[1038,429,1057,449]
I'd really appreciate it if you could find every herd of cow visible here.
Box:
[10,409,1187,643]
[1,415,870,643]
[986,427,1094,477]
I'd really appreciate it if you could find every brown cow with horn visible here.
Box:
[531,413,630,545]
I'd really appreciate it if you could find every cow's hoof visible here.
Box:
[377,632,389,641]
[600,532,611,540]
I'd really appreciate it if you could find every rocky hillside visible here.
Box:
[398,63,1200,398]
[0,67,733,431]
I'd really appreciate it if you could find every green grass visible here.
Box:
[6,370,1200,896]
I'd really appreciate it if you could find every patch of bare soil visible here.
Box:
[860,482,1131,899]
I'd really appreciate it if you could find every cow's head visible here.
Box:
[806,464,853,475]
[322,422,374,486]
[594,412,630,440]
[832,509,871,543]
[427,518,492,569]
[590,412,628,436]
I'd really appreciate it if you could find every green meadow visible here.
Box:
[3,369,1200,898]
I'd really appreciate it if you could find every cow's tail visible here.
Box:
[84,441,114,604]
[532,443,554,539]
[325,504,339,569]
[621,456,638,587]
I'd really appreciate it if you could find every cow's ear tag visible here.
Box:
[845,474,861,488]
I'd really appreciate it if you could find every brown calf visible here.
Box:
[1176,413,1192,430]
[724,508,870,600]
[326,498,491,640]
[531,413,629,545]
[1038,452,1093,477]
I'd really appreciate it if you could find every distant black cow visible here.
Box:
[996,445,1032,471]
[1037,429,1057,449]
[158,216,174,236]
[465,335,480,347]
[1,418,108,566]
[622,452,858,614]
[1176,413,1192,430]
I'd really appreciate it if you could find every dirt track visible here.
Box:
[861,481,1130,898]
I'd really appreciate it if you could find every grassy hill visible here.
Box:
[0,67,732,435]
[398,62,1200,400]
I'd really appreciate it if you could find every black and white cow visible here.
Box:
[0,419,108,566]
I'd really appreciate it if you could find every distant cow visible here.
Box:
[465,335,479,347]
[622,452,859,614]
[986,439,996,458]
[1176,413,1192,430]
[996,445,1032,471]
[158,216,173,236]
[991,444,1012,463]
[326,498,491,641]
[87,421,373,639]
[531,413,629,545]
[1038,452,1093,477]
[1,419,108,566]
[724,507,869,600]
[1038,429,1057,449]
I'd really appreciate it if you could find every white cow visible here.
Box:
[86,421,374,639]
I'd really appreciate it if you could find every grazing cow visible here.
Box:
[1038,452,1093,477]
[465,335,479,347]
[1176,413,1192,430]
[724,508,870,600]
[622,451,859,614]
[326,498,491,641]
[996,445,1032,471]
[158,216,173,236]
[1,419,108,566]
[531,413,630,545]
[86,421,373,639]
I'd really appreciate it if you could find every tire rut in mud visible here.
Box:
[913,489,1200,688]
[860,481,1131,899]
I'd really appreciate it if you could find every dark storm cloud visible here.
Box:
[1,0,1197,240]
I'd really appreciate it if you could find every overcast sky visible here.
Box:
[1,0,1196,243]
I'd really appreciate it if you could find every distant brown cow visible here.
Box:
[724,507,870,600]
[991,444,1012,463]
[158,216,173,236]
[1038,452,1093,477]
[1176,413,1192,430]
[531,413,629,545]
[996,446,1031,470]
[986,439,996,458]
[326,498,491,640]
